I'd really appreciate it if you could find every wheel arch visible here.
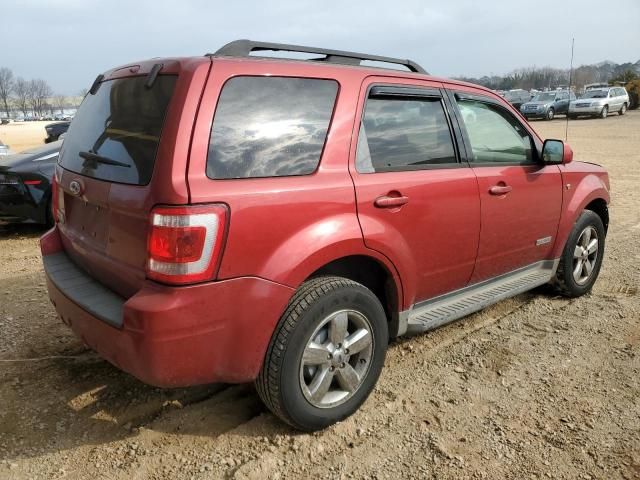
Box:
[584,197,609,233]
[551,172,609,259]
[304,254,404,338]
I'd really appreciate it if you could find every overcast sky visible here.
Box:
[4,0,640,95]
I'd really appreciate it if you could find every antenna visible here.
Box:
[565,38,575,142]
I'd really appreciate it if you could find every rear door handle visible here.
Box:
[489,185,512,195]
[374,195,410,208]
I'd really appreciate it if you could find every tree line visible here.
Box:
[0,67,83,119]
[454,60,640,91]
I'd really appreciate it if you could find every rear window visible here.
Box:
[59,75,176,185]
[207,76,338,179]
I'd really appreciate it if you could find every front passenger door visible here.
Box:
[451,92,563,283]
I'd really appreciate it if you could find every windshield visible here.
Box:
[533,93,556,102]
[59,75,176,185]
[581,90,608,99]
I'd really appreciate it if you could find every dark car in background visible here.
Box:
[0,141,61,226]
[44,122,70,143]
[503,89,531,109]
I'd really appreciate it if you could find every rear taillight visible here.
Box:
[146,204,228,285]
[51,171,64,224]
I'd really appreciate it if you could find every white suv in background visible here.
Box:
[569,87,629,119]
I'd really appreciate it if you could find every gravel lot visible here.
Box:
[0,112,639,480]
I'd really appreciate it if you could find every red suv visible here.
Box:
[40,40,610,431]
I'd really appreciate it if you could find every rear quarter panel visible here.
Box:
[187,59,403,305]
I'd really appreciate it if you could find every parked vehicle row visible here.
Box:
[1,114,74,123]
[34,40,610,432]
[519,86,630,120]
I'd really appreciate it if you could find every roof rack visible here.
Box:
[209,39,427,74]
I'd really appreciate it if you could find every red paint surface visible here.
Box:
[42,55,609,386]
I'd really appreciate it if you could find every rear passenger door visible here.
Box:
[350,79,481,305]
[611,89,622,110]
[448,90,562,283]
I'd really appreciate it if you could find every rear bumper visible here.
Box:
[0,193,37,223]
[0,184,44,224]
[41,226,295,387]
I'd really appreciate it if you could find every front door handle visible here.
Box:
[489,184,513,195]
[374,195,410,208]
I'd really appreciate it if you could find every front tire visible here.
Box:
[256,276,388,431]
[553,210,605,297]
[600,105,609,119]
[546,108,555,121]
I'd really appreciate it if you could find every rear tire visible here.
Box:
[619,103,627,115]
[256,276,388,431]
[553,210,605,297]
[546,108,555,121]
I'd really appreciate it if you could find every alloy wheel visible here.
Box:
[572,226,599,285]
[299,309,374,408]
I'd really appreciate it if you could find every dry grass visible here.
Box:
[0,121,51,153]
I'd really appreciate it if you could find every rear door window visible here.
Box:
[59,75,176,185]
[356,93,457,173]
[207,76,338,179]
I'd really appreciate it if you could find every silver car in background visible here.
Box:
[0,141,14,157]
[569,87,630,119]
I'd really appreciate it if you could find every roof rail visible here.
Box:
[209,39,427,74]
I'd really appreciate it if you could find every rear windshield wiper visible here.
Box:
[79,150,131,168]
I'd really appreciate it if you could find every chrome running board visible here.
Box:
[403,259,559,335]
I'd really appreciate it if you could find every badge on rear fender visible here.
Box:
[536,236,552,246]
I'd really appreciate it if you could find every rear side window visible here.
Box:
[59,75,176,185]
[356,96,457,173]
[207,77,338,179]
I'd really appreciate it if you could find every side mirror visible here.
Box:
[542,139,573,164]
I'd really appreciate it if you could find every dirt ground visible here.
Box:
[0,121,51,153]
[0,112,639,480]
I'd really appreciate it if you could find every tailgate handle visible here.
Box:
[374,194,410,208]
